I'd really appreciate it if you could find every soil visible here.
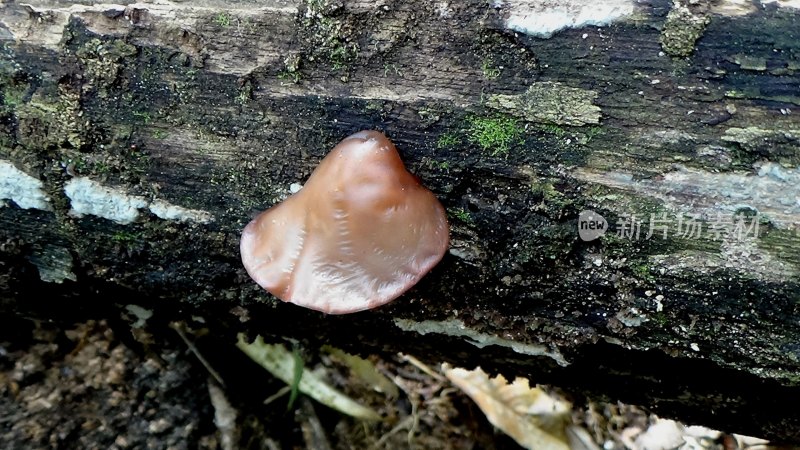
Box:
[0,318,213,449]
[0,316,515,449]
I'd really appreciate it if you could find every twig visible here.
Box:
[398,353,446,382]
[170,321,225,387]
[263,385,291,406]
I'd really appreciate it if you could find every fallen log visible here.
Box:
[1,0,798,442]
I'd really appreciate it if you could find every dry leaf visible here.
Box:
[443,364,571,450]
[634,419,684,450]
[566,425,602,450]
[322,345,399,399]
[237,334,380,421]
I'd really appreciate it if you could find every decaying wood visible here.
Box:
[1,0,799,442]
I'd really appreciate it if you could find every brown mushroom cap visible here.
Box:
[240,130,449,314]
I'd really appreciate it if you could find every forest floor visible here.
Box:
[0,317,777,449]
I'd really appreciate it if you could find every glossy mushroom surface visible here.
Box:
[240,130,449,314]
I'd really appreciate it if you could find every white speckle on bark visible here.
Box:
[149,200,214,224]
[616,308,647,327]
[501,0,635,38]
[0,160,51,210]
[435,1,453,18]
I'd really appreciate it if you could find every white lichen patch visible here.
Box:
[394,318,568,366]
[498,0,636,38]
[575,162,800,278]
[64,177,214,225]
[64,177,148,224]
[149,199,213,224]
[0,160,51,210]
[711,0,800,16]
[487,82,601,126]
[574,162,800,230]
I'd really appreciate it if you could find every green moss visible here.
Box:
[329,43,359,72]
[424,158,451,171]
[300,0,359,75]
[278,70,302,84]
[505,222,576,267]
[93,160,112,174]
[329,45,351,70]
[448,207,473,224]
[757,228,800,268]
[541,124,567,137]
[383,63,403,77]
[16,85,97,151]
[582,126,603,144]
[236,83,252,104]
[632,262,655,281]
[1,81,27,109]
[415,108,443,129]
[722,127,800,165]
[132,111,151,124]
[530,181,575,214]
[363,101,383,113]
[650,312,669,328]
[436,132,460,149]
[214,12,232,28]
[466,115,523,157]
[112,230,139,243]
[75,38,137,89]
[481,58,501,80]
[779,371,800,386]
[599,231,636,258]
[530,181,558,200]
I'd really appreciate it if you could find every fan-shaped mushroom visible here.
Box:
[240,130,449,314]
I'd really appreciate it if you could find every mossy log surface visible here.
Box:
[1,0,799,442]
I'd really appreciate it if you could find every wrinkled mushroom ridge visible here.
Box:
[240,130,449,314]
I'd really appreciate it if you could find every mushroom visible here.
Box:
[240,130,449,314]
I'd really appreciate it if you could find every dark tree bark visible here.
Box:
[1,0,799,443]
